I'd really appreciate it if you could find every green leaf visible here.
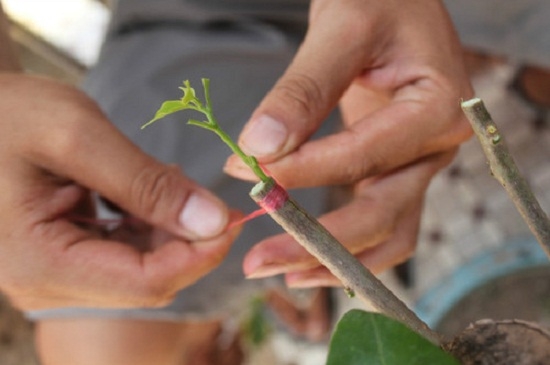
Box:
[141,79,270,181]
[141,100,187,129]
[326,310,459,365]
[179,80,198,105]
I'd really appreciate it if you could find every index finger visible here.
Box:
[227,93,470,188]
[234,1,378,162]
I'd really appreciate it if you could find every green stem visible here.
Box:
[144,78,269,182]
[202,79,268,181]
[199,115,269,182]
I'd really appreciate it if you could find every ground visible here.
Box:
[0,294,38,365]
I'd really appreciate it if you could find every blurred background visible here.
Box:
[1,1,550,365]
[3,0,110,84]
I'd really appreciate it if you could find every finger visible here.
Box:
[47,126,228,240]
[2,76,230,240]
[11,212,243,310]
[243,151,454,279]
[284,206,422,288]
[244,194,395,279]
[229,90,470,188]
[234,2,375,161]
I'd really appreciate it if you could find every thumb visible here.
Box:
[31,106,230,241]
[236,1,368,161]
[86,143,230,240]
[105,159,230,241]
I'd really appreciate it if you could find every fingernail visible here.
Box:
[179,193,228,238]
[286,273,337,288]
[246,264,287,279]
[240,115,287,156]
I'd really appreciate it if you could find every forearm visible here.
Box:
[0,2,22,72]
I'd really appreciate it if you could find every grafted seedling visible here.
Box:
[142,78,269,182]
[143,79,440,345]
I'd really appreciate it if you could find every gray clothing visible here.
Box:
[110,0,309,27]
[110,0,550,69]
[444,0,550,68]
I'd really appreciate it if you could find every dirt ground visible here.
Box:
[0,294,38,365]
[4,267,550,364]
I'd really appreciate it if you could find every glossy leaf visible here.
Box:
[326,310,459,365]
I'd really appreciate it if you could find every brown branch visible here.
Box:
[461,98,550,258]
[250,178,441,345]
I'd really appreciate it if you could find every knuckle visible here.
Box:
[44,118,86,160]
[426,74,475,144]
[311,0,372,41]
[129,164,185,223]
[274,72,325,121]
[340,137,379,183]
[41,100,105,161]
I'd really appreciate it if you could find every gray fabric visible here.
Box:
[109,0,550,68]
[26,10,336,321]
[109,0,309,30]
[445,0,550,68]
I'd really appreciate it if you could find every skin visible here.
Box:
[0,74,240,309]
[0,73,243,364]
[1,4,239,362]
[0,0,473,364]
[225,0,474,287]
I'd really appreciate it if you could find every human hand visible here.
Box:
[0,74,239,310]
[243,150,455,286]
[225,0,473,285]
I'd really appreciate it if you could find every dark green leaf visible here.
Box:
[326,310,459,365]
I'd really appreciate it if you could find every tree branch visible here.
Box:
[461,97,550,258]
[250,178,441,345]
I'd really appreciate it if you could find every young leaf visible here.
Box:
[141,100,187,128]
[326,310,459,365]
[141,79,269,181]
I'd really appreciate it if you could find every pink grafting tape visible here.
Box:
[256,182,289,212]
[227,181,289,231]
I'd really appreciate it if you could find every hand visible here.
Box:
[243,150,455,286]
[0,74,239,310]
[225,0,473,285]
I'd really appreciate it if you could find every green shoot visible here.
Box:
[241,295,271,348]
[142,78,269,182]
